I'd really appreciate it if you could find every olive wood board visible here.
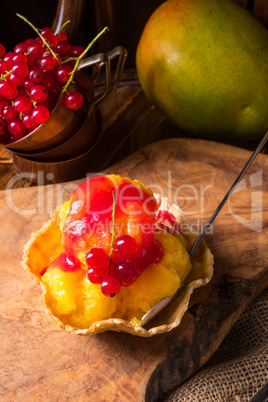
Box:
[0,138,267,401]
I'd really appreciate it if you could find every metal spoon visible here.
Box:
[140,130,268,327]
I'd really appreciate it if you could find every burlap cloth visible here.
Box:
[165,288,268,402]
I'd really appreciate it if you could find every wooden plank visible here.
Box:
[0,138,267,401]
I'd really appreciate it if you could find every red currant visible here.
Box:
[24,79,35,91]
[114,235,137,258]
[24,38,35,46]
[0,60,12,74]
[12,53,28,64]
[40,27,58,47]
[14,42,28,53]
[2,105,17,121]
[40,55,57,71]
[48,80,62,97]
[55,65,72,84]
[22,113,38,130]
[29,67,44,83]
[56,41,73,57]
[85,248,110,274]
[31,105,50,124]
[0,98,9,112]
[0,117,4,130]
[114,261,135,284]
[12,62,29,78]
[0,44,5,58]
[3,52,15,64]
[28,42,43,61]
[14,96,32,114]
[7,73,24,87]
[57,32,67,42]
[0,81,18,100]
[64,91,84,110]
[8,118,26,138]
[30,85,48,103]
[87,267,102,284]
[101,277,121,297]
[73,46,85,57]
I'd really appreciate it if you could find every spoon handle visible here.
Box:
[190,130,268,260]
[140,130,268,327]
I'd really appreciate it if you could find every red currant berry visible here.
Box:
[22,113,38,130]
[0,117,5,130]
[0,60,12,74]
[87,267,102,284]
[64,91,84,110]
[56,41,74,57]
[73,46,85,57]
[12,62,29,78]
[27,56,36,69]
[24,38,35,46]
[0,44,5,58]
[18,87,28,97]
[49,80,62,97]
[3,52,15,64]
[12,53,28,64]
[14,96,32,114]
[57,32,67,42]
[41,70,55,90]
[114,261,135,284]
[55,65,72,83]
[7,73,24,86]
[8,118,26,138]
[40,27,57,47]
[35,37,43,45]
[114,235,137,258]
[24,79,35,91]
[29,67,44,83]
[85,248,110,273]
[0,98,9,112]
[28,42,43,61]
[2,105,17,121]
[40,56,57,71]
[101,277,121,297]
[30,84,48,103]
[0,81,18,100]
[14,42,28,53]
[31,105,50,124]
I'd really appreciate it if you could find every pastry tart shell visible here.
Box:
[22,195,214,337]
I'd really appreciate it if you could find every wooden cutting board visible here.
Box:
[0,138,267,401]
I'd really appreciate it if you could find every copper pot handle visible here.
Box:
[77,45,128,109]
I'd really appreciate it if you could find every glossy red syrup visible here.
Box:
[60,175,164,295]
[48,252,81,273]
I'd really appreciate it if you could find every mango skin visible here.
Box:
[136,0,268,140]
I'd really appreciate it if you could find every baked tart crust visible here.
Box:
[22,195,214,337]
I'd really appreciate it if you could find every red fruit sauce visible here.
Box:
[51,176,172,295]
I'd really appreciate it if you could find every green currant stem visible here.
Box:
[16,13,61,64]
[58,20,71,33]
[0,70,12,81]
[108,191,117,274]
[61,26,109,95]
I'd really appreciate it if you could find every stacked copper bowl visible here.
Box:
[3,46,127,184]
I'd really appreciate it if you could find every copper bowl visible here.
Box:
[8,108,101,162]
[4,46,127,155]
[8,110,103,185]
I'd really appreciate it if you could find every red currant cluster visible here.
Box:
[86,234,164,297]
[0,27,86,144]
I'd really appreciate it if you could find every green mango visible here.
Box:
[136,0,268,140]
